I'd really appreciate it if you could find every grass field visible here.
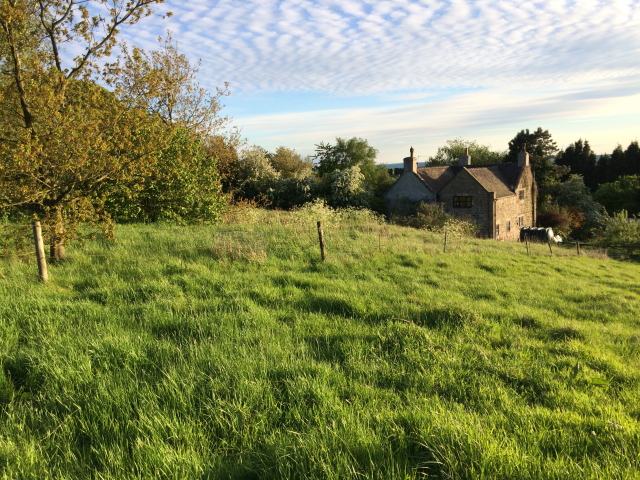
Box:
[1,208,639,479]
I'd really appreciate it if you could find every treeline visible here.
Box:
[219,138,395,212]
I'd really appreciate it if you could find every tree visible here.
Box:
[103,128,226,224]
[314,137,378,178]
[427,138,506,166]
[269,146,313,179]
[314,136,392,198]
[0,0,170,258]
[101,35,231,224]
[234,146,280,202]
[546,175,604,238]
[594,176,640,217]
[505,128,566,194]
[594,210,640,247]
[555,139,598,191]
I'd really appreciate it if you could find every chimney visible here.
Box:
[403,146,417,173]
[518,143,530,167]
[459,147,471,166]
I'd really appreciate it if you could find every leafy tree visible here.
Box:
[594,210,640,247]
[269,146,313,179]
[314,137,377,177]
[104,129,226,224]
[505,128,567,194]
[546,175,603,238]
[234,146,280,202]
[427,138,506,166]
[314,136,392,197]
[327,165,371,208]
[594,176,640,216]
[0,0,170,258]
[555,139,598,191]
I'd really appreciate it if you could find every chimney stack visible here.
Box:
[403,146,417,173]
[459,147,471,166]
[518,143,530,167]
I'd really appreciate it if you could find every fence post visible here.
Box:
[526,237,530,256]
[32,221,48,283]
[443,231,447,253]
[317,221,326,262]
[576,242,581,256]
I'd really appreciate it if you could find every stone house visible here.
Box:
[384,146,537,241]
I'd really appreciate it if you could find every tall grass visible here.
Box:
[1,207,639,479]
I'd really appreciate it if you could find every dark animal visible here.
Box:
[520,227,555,243]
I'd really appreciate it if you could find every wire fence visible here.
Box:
[1,221,638,282]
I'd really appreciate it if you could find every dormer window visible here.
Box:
[518,190,525,200]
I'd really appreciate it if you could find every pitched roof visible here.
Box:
[415,162,522,198]
[415,166,456,193]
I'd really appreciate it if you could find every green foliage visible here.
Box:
[269,146,313,180]
[234,146,281,201]
[314,137,378,180]
[427,138,506,166]
[1,220,639,479]
[104,129,226,224]
[555,139,598,191]
[547,175,604,235]
[505,128,566,193]
[595,210,640,246]
[594,175,640,216]
[328,165,372,208]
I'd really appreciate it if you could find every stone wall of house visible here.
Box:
[494,167,536,241]
[384,172,435,206]
[439,170,492,237]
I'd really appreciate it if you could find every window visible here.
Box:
[518,190,525,200]
[506,221,511,232]
[453,196,472,208]
[518,216,524,227]
[495,224,500,236]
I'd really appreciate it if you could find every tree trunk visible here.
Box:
[50,207,66,262]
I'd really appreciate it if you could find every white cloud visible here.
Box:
[111,0,640,95]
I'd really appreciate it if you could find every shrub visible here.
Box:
[594,210,640,246]
[537,211,570,232]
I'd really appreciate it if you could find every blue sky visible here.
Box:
[116,0,640,164]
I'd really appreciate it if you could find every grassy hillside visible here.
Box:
[1,208,639,479]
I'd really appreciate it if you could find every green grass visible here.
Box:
[1,212,639,479]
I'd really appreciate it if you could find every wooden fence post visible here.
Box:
[576,242,581,256]
[32,221,48,283]
[525,237,530,256]
[443,232,448,253]
[317,221,326,262]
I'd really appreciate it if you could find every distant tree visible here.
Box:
[555,139,598,191]
[269,146,313,179]
[314,136,392,199]
[234,146,280,202]
[537,211,570,233]
[328,166,371,208]
[594,176,640,216]
[427,138,506,166]
[594,210,640,247]
[546,175,603,238]
[505,128,566,194]
[314,137,378,177]
[624,141,640,177]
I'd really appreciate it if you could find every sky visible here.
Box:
[115,0,640,164]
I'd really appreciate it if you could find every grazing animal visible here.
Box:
[520,227,556,243]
